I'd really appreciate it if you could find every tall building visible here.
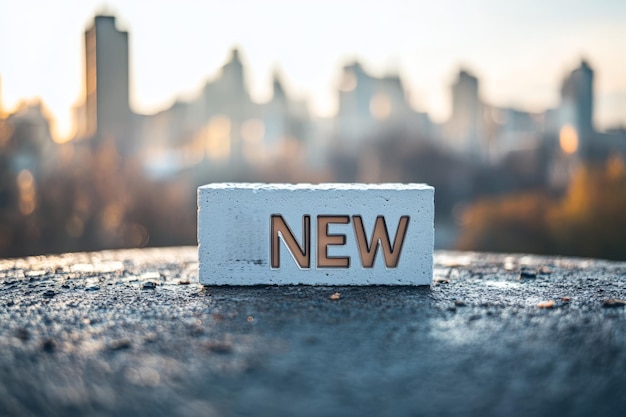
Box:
[79,15,132,153]
[446,69,484,160]
[261,69,310,159]
[337,62,372,144]
[336,62,414,147]
[0,74,3,117]
[560,59,594,138]
[262,70,289,155]
[196,48,254,164]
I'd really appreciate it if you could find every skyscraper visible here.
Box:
[560,59,594,137]
[446,69,484,160]
[336,62,411,145]
[0,74,3,117]
[80,15,132,152]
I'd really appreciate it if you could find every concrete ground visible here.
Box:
[1,247,625,417]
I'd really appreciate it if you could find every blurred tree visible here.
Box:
[456,191,554,255]
[458,156,626,260]
[548,155,626,259]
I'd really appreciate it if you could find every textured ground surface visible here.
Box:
[1,247,625,417]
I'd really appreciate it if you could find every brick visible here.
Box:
[197,183,434,285]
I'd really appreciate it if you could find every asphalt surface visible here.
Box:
[1,247,625,417]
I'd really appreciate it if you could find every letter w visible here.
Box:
[353,216,409,268]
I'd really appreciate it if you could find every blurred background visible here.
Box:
[1,0,625,260]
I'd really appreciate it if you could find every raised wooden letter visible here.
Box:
[317,215,350,268]
[352,215,410,268]
[271,215,310,268]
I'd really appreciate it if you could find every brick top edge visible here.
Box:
[198,183,434,191]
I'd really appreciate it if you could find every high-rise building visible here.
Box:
[336,62,413,146]
[560,59,594,137]
[446,69,484,160]
[337,62,371,144]
[80,15,132,153]
[0,74,3,117]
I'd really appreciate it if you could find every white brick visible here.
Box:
[198,183,434,285]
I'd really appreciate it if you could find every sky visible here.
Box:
[1,0,625,140]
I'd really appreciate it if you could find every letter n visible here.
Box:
[270,215,311,268]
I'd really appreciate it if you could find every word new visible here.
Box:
[270,215,410,269]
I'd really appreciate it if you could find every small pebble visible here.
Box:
[454,300,467,307]
[16,328,30,341]
[85,285,100,292]
[42,290,56,298]
[206,341,233,354]
[329,292,341,300]
[144,333,158,343]
[142,281,157,290]
[519,271,537,279]
[603,299,626,308]
[561,297,571,302]
[41,338,56,353]
[108,338,132,350]
[538,300,555,309]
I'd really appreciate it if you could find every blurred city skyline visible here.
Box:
[1,0,626,141]
[2,3,626,260]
